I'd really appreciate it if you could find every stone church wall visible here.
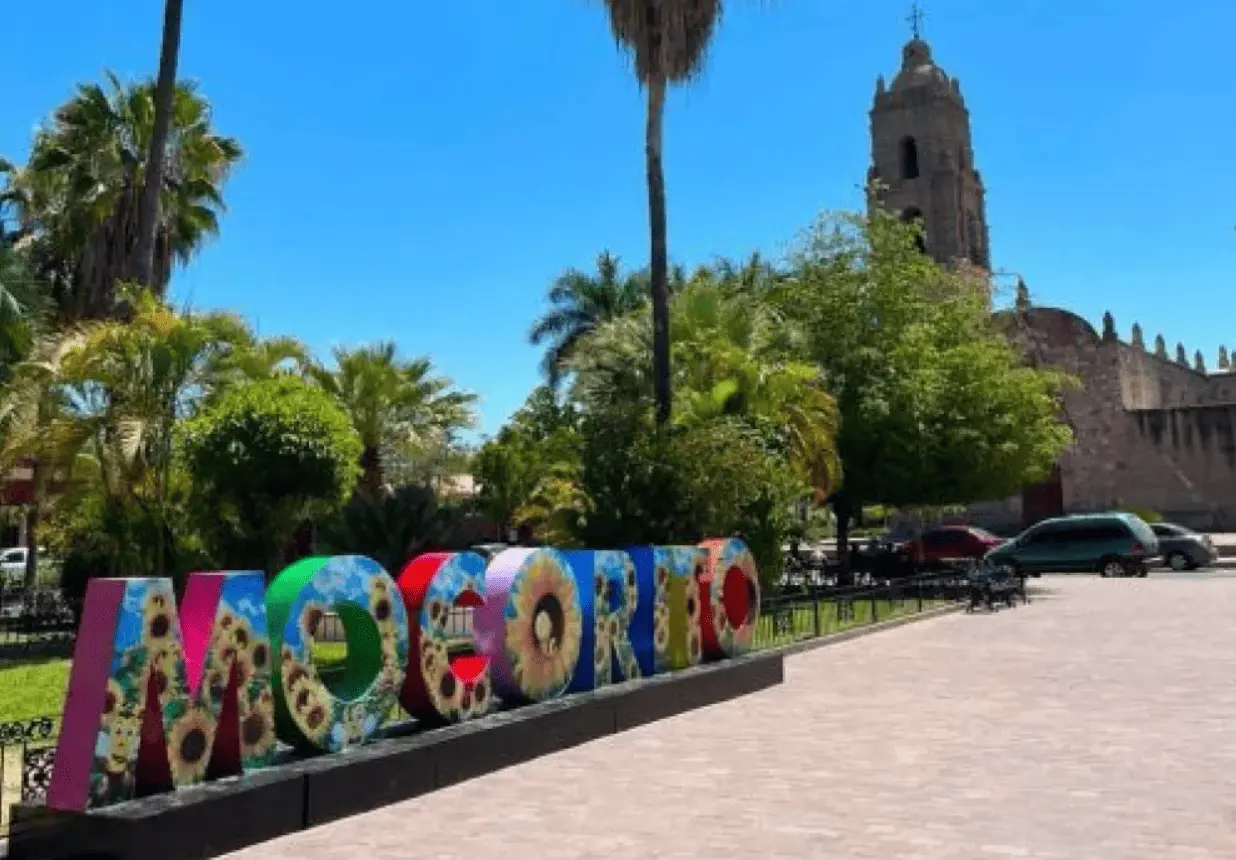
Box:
[964,307,1236,532]
[1117,346,1212,409]
[1127,406,1236,529]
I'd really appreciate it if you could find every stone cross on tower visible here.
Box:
[907,1,925,39]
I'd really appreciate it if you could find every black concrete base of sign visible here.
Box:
[7,651,783,860]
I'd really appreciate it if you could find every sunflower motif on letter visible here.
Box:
[246,631,271,678]
[286,675,331,744]
[298,600,328,642]
[167,707,217,786]
[104,712,142,777]
[369,577,397,633]
[504,552,582,699]
[652,562,671,669]
[142,587,175,650]
[239,700,276,762]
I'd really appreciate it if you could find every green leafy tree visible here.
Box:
[0,288,280,582]
[179,376,363,573]
[569,407,799,585]
[776,206,1073,561]
[472,386,580,538]
[1,74,241,321]
[570,276,840,498]
[529,251,647,390]
[537,276,818,577]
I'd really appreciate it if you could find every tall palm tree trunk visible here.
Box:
[134,0,184,290]
[645,76,672,426]
[358,444,385,500]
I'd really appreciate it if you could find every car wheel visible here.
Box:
[1166,551,1190,572]
[1099,557,1127,578]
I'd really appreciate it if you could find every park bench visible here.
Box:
[965,563,1027,612]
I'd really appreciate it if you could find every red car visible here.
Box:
[897,525,1005,567]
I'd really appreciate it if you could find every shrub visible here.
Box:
[179,376,362,573]
[1119,506,1163,524]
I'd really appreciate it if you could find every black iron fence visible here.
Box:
[0,588,77,661]
[0,715,59,839]
[0,572,972,838]
[755,570,969,649]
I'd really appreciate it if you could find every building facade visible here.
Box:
[869,35,1236,532]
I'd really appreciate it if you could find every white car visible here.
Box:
[0,546,28,586]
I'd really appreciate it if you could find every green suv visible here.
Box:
[984,513,1160,578]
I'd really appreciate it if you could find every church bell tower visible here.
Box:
[867,5,991,271]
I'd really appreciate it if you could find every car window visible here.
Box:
[0,550,24,563]
[920,531,944,548]
[937,531,965,547]
[969,527,999,541]
[1020,525,1058,546]
[1096,523,1129,541]
[1056,525,1092,542]
[1129,519,1158,545]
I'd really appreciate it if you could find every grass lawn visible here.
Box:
[0,656,71,725]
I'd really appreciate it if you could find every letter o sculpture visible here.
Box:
[266,555,408,752]
[697,538,761,658]
[473,548,583,704]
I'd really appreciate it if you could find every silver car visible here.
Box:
[1150,523,1218,571]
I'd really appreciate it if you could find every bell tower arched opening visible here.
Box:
[900,137,920,180]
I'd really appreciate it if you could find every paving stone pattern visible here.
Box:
[224,577,1236,860]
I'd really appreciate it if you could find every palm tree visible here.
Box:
[1,74,241,322]
[570,276,840,497]
[599,0,730,424]
[0,289,257,582]
[318,484,463,575]
[134,0,186,287]
[529,251,646,390]
[309,343,477,500]
[0,241,44,381]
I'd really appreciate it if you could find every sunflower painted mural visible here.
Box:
[474,548,582,704]
[697,538,761,658]
[659,547,703,671]
[266,556,409,752]
[48,571,276,813]
[397,552,491,723]
[561,550,641,694]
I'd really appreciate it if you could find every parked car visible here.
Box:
[1149,522,1217,571]
[897,526,1005,569]
[984,512,1159,578]
[0,546,27,586]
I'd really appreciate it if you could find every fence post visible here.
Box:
[870,589,878,626]
[812,588,821,638]
[917,575,923,613]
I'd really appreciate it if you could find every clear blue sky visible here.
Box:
[4,1,1234,436]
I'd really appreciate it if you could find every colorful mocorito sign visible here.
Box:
[47,539,762,812]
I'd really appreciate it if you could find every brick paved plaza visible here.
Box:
[226,576,1236,859]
